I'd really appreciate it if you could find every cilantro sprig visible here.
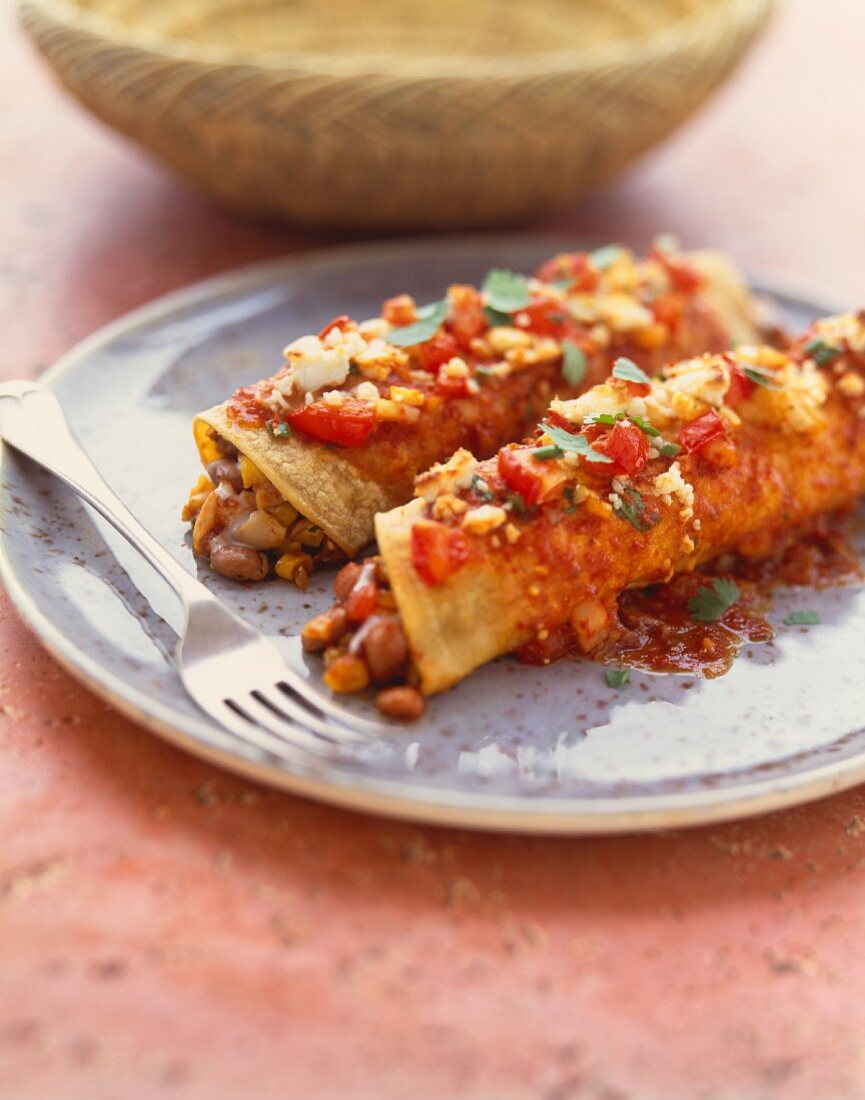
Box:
[482,269,532,313]
[388,299,449,347]
[562,340,587,387]
[604,667,631,689]
[616,485,657,533]
[541,421,612,463]
[471,473,494,501]
[784,610,820,626]
[687,577,740,622]
[743,366,782,391]
[589,244,625,270]
[612,357,652,385]
[803,338,842,366]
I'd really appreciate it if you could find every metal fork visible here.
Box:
[0,380,388,762]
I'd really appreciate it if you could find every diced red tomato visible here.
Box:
[544,409,577,433]
[535,252,600,293]
[497,447,548,507]
[678,409,727,453]
[650,292,684,334]
[435,372,474,399]
[410,521,470,586]
[447,285,487,347]
[345,562,378,622]
[513,297,579,340]
[382,294,417,327]
[649,246,705,294]
[725,362,756,407]
[317,314,355,340]
[288,400,376,448]
[594,420,649,477]
[420,332,461,373]
[228,385,268,427]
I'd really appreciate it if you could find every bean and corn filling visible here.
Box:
[184,241,739,586]
[302,312,865,718]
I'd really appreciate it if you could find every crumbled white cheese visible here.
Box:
[277,327,367,395]
[815,312,865,353]
[353,381,380,403]
[652,461,694,520]
[414,448,477,503]
[462,504,507,535]
[486,326,533,354]
[664,354,730,410]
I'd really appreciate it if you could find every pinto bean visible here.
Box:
[301,607,349,653]
[375,686,425,721]
[209,543,269,582]
[206,458,243,492]
[333,561,362,604]
[362,619,408,684]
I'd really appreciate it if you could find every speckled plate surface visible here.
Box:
[1,235,863,834]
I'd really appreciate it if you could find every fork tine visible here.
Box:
[228,694,352,757]
[197,697,331,766]
[277,667,392,735]
[253,685,379,745]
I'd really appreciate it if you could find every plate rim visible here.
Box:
[1,232,861,834]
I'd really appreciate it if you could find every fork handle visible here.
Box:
[0,380,211,610]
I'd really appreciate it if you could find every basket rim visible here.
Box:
[20,0,774,83]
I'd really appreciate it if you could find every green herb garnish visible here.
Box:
[348,361,360,376]
[658,441,682,458]
[562,486,580,514]
[589,244,625,270]
[616,485,656,533]
[506,491,529,515]
[483,305,513,328]
[533,445,565,461]
[604,667,631,689]
[475,364,496,377]
[267,420,292,439]
[471,473,494,501]
[388,299,449,347]
[784,610,820,626]
[612,357,652,385]
[743,367,782,390]
[542,421,612,463]
[688,577,740,622]
[548,277,573,293]
[482,269,532,313]
[803,338,842,366]
[562,340,587,387]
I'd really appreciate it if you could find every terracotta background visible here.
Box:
[3,3,865,1098]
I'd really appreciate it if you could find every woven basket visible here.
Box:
[20,0,773,231]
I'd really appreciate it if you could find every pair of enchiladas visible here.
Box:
[183,242,865,719]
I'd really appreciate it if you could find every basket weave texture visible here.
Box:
[20,0,773,230]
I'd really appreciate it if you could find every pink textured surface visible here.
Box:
[3,4,865,1097]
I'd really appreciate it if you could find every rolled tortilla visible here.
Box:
[190,248,762,563]
[373,314,865,695]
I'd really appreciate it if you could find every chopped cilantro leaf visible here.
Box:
[471,473,494,501]
[506,491,529,515]
[562,340,587,387]
[542,421,612,463]
[629,414,660,437]
[612,357,652,385]
[743,366,782,390]
[533,444,564,461]
[483,305,513,328]
[687,577,740,622]
[604,667,630,689]
[589,244,625,270]
[476,364,496,377]
[804,337,842,366]
[584,413,621,427]
[482,269,532,313]
[267,420,292,439]
[548,277,573,293]
[658,441,682,458]
[616,485,656,533]
[388,299,449,347]
[784,610,820,626]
